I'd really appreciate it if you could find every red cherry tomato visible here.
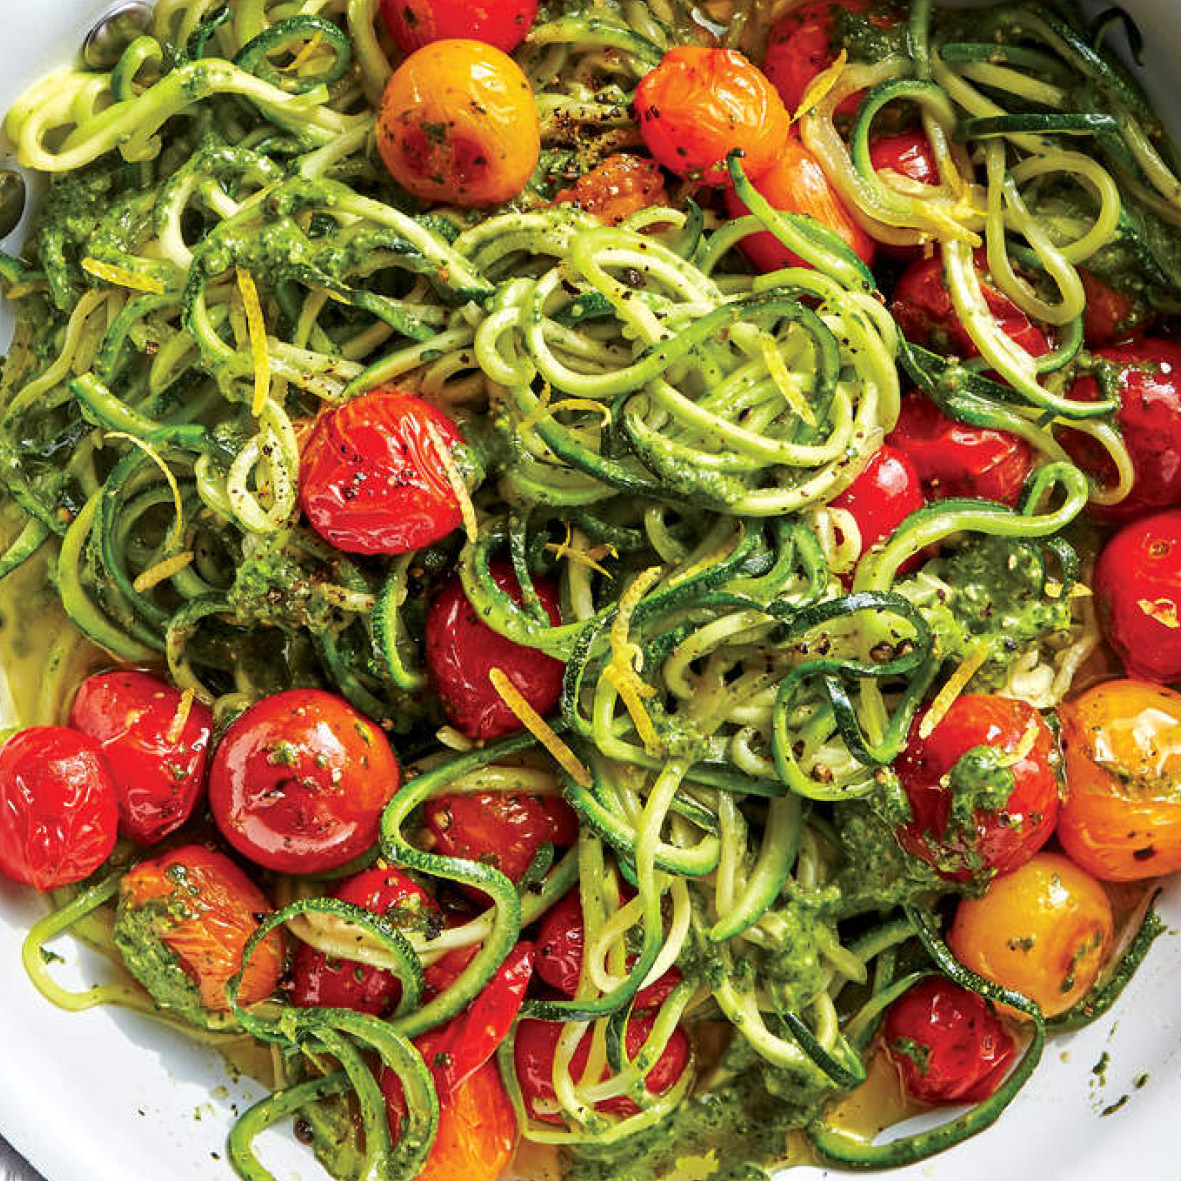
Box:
[424,941,481,995]
[379,0,538,53]
[635,47,790,186]
[1061,340,1181,519]
[868,132,940,186]
[0,728,118,891]
[515,1013,690,1123]
[890,251,1051,361]
[1095,510,1181,683]
[425,791,578,894]
[723,137,876,271]
[763,0,900,117]
[882,976,1016,1105]
[290,866,439,1015]
[68,671,211,845]
[119,844,284,1010]
[1080,269,1152,347]
[535,890,681,1009]
[209,689,402,874]
[888,392,1033,506]
[895,694,1059,882]
[425,563,565,742]
[829,444,924,575]
[300,388,465,556]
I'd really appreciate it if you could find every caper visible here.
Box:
[0,171,26,240]
[81,2,154,71]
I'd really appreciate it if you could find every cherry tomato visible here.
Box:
[881,976,1016,1105]
[635,48,790,186]
[1058,680,1181,881]
[0,728,118,891]
[554,154,668,225]
[209,689,402,874]
[535,890,681,1009]
[868,131,940,186]
[895,694,1059,882]
[290,866,439,1015]
[1094,510,1181,683]
[119,844,284,1010]
[68,671,211,846]
[380,0,538,54]
[948,852,1114,1019]
[1080,269,1152,347]
[377,40,540,207]
[763,0,900,117]
[723,136,876,271]
[384,1056,518,1181]
[890,251,1051,361]
[828,444,924,575]
[888,392,1033,506]
[425,563,565,742]
[425,791,578,893]
[514,1013,690,1123]
[424,941,481,995]
[1061,340,1181,519]
[300,388,465,557]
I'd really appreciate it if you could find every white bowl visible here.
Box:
[0,3,1178,1181]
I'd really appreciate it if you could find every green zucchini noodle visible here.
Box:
[0,1,1175,1180]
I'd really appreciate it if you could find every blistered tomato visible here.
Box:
[1094,510,1181,683]
[554,154,668,225]
[377,39,540,206]
[0,728,118,891]
[380,0,538,53]
[896,694,1059,881]
[68,670,211,845]
[209,689,401,874]
[1058,680,1181,881]
[636,47,790,185]
[300,388,465,556]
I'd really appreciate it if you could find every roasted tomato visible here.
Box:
[0,728,118,891]
[881,977,1016,1105]
[424,563,565,742]
[948,852,1114,1019]
[890,251,1051,361]
[535,890,682,1008]
[896,694,1059,882]
[379,0,538,54]
[888,392,1033,506]
[514,1013,690,1123]
[828,444,924,575]
[868,131,940,186]
[116,844,284,1013]
[300,388,465,556]
[1058,680,1181,881]
[68,670,211,845]
[635,47,790,185]
[209,689,401,874]
[1079,270,1152,347]
[290,866,439,1015]
[763,0,900,117]
[384,1056,518,1181]
[1061,340,1181,519]
[554,154,668,225]
[425,791,578,892]
[723,136,876,270]
[1094,510,1181,684]
[377,39,540,206]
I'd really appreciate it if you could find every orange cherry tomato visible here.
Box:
[723,137,876,271]
[635,47,790,186]
[948,852,1114,1019]
[380,0,538,54]
[554,154,668,225]
[119,844,285,1011]
[377,39,540,207]
[384,1057,518,1181]
[1058,680,1181,881]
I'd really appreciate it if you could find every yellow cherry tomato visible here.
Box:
[948,852,1114,1018]
[376,39,540,207]
[1058,679,1181,881]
